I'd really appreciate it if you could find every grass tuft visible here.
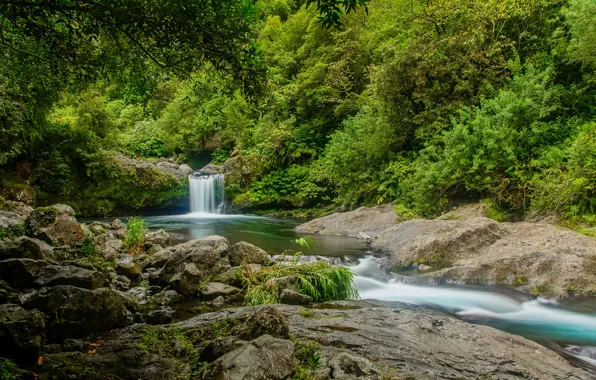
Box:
[124,216,147,254]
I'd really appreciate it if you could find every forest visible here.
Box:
[1,0,596,224]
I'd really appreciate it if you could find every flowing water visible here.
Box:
[189,174,225,213]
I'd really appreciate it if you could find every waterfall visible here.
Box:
[188,174,225,214]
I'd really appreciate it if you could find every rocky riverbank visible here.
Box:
[0,200,594,379]
[296,204,596,297]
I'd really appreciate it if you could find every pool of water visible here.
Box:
[142,212,367,257]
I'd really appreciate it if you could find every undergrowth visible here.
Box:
[0,358,21,380]
[239,261,358,306]
[124,216,147,254]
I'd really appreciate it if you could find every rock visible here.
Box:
[271,254,349,266]
[374,216,596,296]
[157,246,222,296]
[200,282,241,300]
[199,336,245,362]
[62,339,86,352]
[436,203,488,220]
[328,352,378,378]
[418,264,432,272]
[150,290,180,306]
[295,204,398,237]
[45,343,62,354]
[145,229,171,247]
[112,274,131,291]
[34,264,107,290]
[98,237,123,261]
[0,196,33,218]
[111,218,125,230]
[0,280,18,304]
[25,205,84,246]
[232,306,290,341]
[279,289,312,305]
[213,296,224,307]
[0,236,55,261]
[0,210,25,237]
[116,254,142,280]
[228,241,270,267]
[373,217,502,270]
[141,249,173,270]
[214,264,261,286]
[146,307,174,325]
[23,285,131,340]
[198,164,224,175]
[0,258,48,288]
[170,235,230,257]
[202,334,296,380]
[127,287,148,303]
[0,304,45,367]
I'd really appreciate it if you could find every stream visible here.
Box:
[138,212,596,371]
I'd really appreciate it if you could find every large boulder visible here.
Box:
[170,235,230,256]
[158,246,223,296]
[26,205,84,246]
[116,254,142,280]
[0,236,55,261]
[0,258,48,288]
[141,249,174,270]
[23,285,131,340]
[295,204,398,237]
[198,164,224,176]
[231,306,290,341]
[201,334,296,380]
[34,264,107,290]
[328,352,378,379]
[200,282,241,300]
[145,229,171,247]
[228,241,270,267]
[0,304,45,367]
[0,196,34,218]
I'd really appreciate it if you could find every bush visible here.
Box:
[124,217,147,254]
[125,120,169,158]
[240,261,358,305]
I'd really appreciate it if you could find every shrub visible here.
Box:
[124,217,147,254]
[240,261,358,305]
[0,358,21,380]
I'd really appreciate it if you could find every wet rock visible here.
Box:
[0,258,48,288]
[279,289,312,305]
[295,204,398,237]
[62,339,86,352]
[116,254,142,280]
[213,296,225,307]
[228,241,270,267]
[146,307,174,325]
[34,264,107,290]
[145,229,171,247]
[112,274,131,291]
[418,264,432,272]
[157,246,222,296]
[0,236,55,261]
[200,282,241,300]
[328,352,378,378]
[150,290,180,306]
[26,204,84,246]
[0,304,45,367]
[127,287,148,303]
[202,334,296,380]
[23,285,130,340]
[271,254,349,266]
[232,306,290,341]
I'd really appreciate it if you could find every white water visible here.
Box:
[350,256,596,364]
[189,174,225,214]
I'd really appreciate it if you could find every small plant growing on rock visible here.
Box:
[124,217,147,254]
[0,358,21,380]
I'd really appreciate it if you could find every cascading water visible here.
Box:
[188,174,225,214]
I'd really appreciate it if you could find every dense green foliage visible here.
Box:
[124,217,147,254]
[1,0,596,223]
[239,261,358,305]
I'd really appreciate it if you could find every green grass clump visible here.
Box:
[292,339,321,380]
[0,358,21,380]
[240,261,358,306]
[124,216,147,254]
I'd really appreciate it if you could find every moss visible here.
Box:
[0,224,25,240]
[293,339,321,380]
[513,276,528,287]
[299,309,315,318]
[566,284,583,297]
[530,284,554,296]
[481,200,510,222]
[138,325,194,357]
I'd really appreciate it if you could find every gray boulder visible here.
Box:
[141,249,174,270]
[328,352,378,378]
[34,264,106,290]
[145,229,171,247]
[150,290,180,306]
[0,236,55,261]
[198,164,224,175]
[0,210,25,239]
[170,235,230,256]
[279,289,312,305]
[295,204,398,237]
[158,246,223,296]
[200,282,241,300]
[201,334,296,380]
[231,306,290,341]
[116,254,142,280]
[228,241,270,267]
[0,258,48,288]
[26,204,84,246]
[23,285,131,340]
[0,304,45,367]
[0,196,33,218]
